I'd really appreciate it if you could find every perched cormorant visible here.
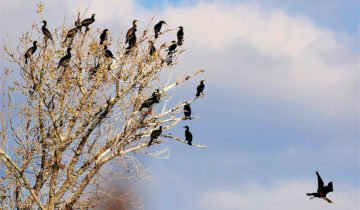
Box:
[177,26,184,46]
[154,20,167,38]
[154,89,161,103]
[103,46,115,59]
[81,14,96,31]
[139,91,158,111]
[126,20,138,44]
[24,41,37,64]
[42,21,53,42]
[167,40,177,56]
[184,102,191,120]
[89,63,100,79]
[306,171,334,204]
[183,126,193,145]
[100,29,109,45]
[148,40,156,57]
[126,29,137,53]
[148,126,163,146]
[64,21,80,43]
[196,80,205,97]
[57,48,71,69]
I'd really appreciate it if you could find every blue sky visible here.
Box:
[1,0,359,209]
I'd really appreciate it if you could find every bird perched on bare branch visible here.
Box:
[64,21,80,43]
[177,26,184,46]
[139,90,159,111]
[196,80,205,97]
[154,20,167,38]
[148,126,163,146]
[183,126,193,145]
[184,102,191,120]
[306,171,334,203]
[24,41,37,64]
[42,21,53,43]
[81,14,95,31]
[126,20,138,44]
[100,29,109,46]
[57,48,71,69]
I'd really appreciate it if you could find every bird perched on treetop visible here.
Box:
[24,41,37,64]
[183,126,193,146]
[100,29,109,46]
[57,48,72,69]
[64,21,80,43]
[126,20,138,44]
[196,80,205,97]
[103,46,115,59]
[177,26,184,46]
[306,171,334,204]
[184,102,191,120]
[148,40,156,57]
[148,126,163,146]
[41,21,53,43]
[154,20,167,38]
[81,14,95,31]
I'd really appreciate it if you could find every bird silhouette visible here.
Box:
[306,171,334,204]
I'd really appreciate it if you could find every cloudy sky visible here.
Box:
[1,0,359,209]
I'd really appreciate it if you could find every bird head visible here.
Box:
[159,126,163,129]
[160,20,167,25]
[33,41,38,45]
[201,80,206,84]
[171,40,177,44]
[67,48,72,53]
[133,20,139,24]
[42,20,47,25]
[92,14,96,18]
[178,26,183,30]
[183,126,189,129]
[103,45,108,50]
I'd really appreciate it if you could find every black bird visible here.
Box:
[89,63,100,79]
[42,21,53,42]
[154,20,167,38]
[139,91,158,111]
[183,126,193,145]
[126,20,138,44]
[148,126,163,146]
[24,41,37,64]
[57,48,71,69]
[126,29,137,53]
[183,102,191,120]
[148,40,156,57]
[100,29,109,45]
[103,46,115,59]
[306,171,334,204]
[196,80,205,97]
[177,26,184,46]
[154,89,161,103]
[81,14,96,31]
[167,40,177,56]
[64,21,80,43]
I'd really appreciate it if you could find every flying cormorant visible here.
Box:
[148,126,163,146]
[81,14,95,31]
[57,48,71,69]
[177,26,184,46]
[24,41,37,64]
[306,171,334,204]
[64,21,80,43]
[154,20,167,38]
[126,20,138,44]
[184,102,191,120]
[100,29,109,45]
[183,126,193,145]
[196,80,205,97]
[42,21,53,42]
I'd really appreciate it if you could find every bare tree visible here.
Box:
[0,5,206,210]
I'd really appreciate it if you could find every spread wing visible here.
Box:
[324,182,333,193]
[316,171,324,191]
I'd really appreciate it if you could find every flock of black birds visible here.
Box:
[24,14,333,205]
[24,15,204,148]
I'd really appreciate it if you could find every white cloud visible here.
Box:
[199,180,359,210]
